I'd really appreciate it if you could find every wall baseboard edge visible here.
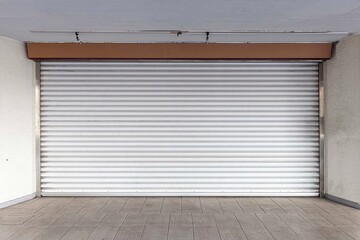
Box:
[325,193,360,209]
[0,193,36,209]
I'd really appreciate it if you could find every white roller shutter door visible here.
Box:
[40,61,320,196]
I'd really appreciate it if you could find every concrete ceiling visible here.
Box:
[0,0,360,43]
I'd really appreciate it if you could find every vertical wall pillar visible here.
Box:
[323,36,360,207]
[0,36,36,208]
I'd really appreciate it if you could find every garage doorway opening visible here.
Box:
[39,61,320,197]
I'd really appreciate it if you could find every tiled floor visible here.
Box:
[0,197,359,240]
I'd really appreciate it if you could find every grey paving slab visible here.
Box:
[278,213,326,239]
[161,197,181,213]
[193,226,221,240]
[87,226,119,240]
[320,212,359,227]
[121,198,146,213]
[168,225,193,240]
[339,226,360,240]
[271,198,305,213]
[315,226,354,240]
[235,212,274,240]
[32,226,70,240]
[8,226,47,240]
[199,197,222,213]
[141,226,168,240]
[9,198,56,215]
[78,198,110,214]
[0,214,34,225]
[217,197,242,213]
[254,198,285,214]
[99,198,128,214]
[36,198,74,214]
[75,213,106,226]
[342,212,360,225]
[122,213,148,227]
[182,198,202,213]
[51,213,85,226]
[59,197,92,214]
[114,226,145,240]
[60,226,95,240]
[214,213,247,240]
[290,226,327,240]
[236,198,264,214]
[290,198,328,214]
[24,213,62,226]
[170,213,192,226]
[0,225,23,240]
[141,197,164,213]
[98,213,127,227]
[146,213,170,226]
[298,212,334,227]
[256,213,300,240]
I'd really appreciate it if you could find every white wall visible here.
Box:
[0,36,36,206]
[0,34,359,206]
[323,36,360,205]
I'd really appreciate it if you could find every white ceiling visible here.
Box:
[0,0,360,43]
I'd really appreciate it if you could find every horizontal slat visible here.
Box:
[40,183,319,189]
[40,192,319,197]
[41,115,319,120]
[41,93,318,98]
[40,69,318,73]
[41,146,319,152]
[41,124,319,129]
[41,162,319,167]
[41,97,319,101]
[41,157,319,162]
[40,132,318,137]
[41,121,319,126]
[40,166,318,171]
[40,142,319,147]
[41,102,319,107]
[41,81,318,86]
[41,152,319,157]
[40,65,318,70]
[41,62,319,66]
[41,91,318,96]
[41,87,318,92]
[41,177,319,183]
[41,127,319,132]
[41,76,319,81]
[40,137,318,144]
[41,106,319,111]
[41,172,319,178]
[41,71,317,76]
